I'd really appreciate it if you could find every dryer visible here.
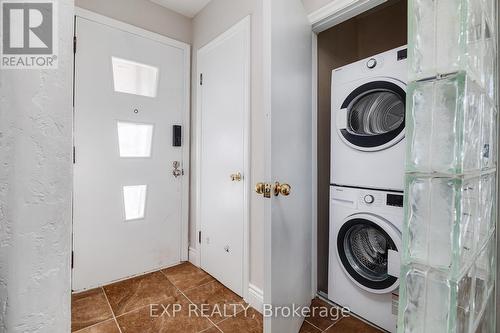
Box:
[331,46,407,191]
[328,185,403,332]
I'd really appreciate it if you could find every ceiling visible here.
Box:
[149,0,212,18]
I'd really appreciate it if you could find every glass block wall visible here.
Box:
[398,0,498,332]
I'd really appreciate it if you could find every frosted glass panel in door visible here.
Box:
[117,121,154,158]
[123,185,147,220]
[112,57,159,97]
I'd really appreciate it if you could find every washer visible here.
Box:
[331,46,407,191]
[328,185,403,332]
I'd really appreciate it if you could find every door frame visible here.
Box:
[308,0,393,299]
[73,7,191,276]
[194,16,251,300]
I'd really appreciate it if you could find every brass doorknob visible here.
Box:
[274,182,291,196]
[255,182,272,198]
[230,172,242,182]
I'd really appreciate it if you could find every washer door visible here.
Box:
[337,213,401,294]
[336,78,406,152]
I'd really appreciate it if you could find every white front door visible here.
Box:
[73,14,190,291]
[263,0,313,332]
[197,17,250,297]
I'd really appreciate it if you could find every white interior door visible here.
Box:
[197,17,250,297]
[73,14,189,291]
[263,0,313,332]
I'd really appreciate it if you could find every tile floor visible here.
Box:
[72,262,382,333]
[72,262,258,333]
[299,298,383,333]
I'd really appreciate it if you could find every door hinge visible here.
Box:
[200,73,203,86]
[73,36,77,54]
[71,251,74,269]
[198,231,202,244]
[73,146,76,164]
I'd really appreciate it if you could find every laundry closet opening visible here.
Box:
[315,0,407,331]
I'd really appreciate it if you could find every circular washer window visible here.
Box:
[337,218,399,292]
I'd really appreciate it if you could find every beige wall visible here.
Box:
[191,0,265,290]
[316,0,407,293]
[302,0,335,14]
[75,0,192,43]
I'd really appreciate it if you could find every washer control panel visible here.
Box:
[358,191,384,207]
[387,193,404,207]
[331,186,405,221]
[358,190,404,210]
[363,194,375,204]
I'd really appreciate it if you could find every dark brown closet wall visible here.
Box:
[317,0,407,295]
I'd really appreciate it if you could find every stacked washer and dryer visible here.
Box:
[328,46,407,333]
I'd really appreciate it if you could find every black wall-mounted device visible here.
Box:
[173,125,182,147]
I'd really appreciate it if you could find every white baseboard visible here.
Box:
[188,246,199,267]
[247,283,264,314]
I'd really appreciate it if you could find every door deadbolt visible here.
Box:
[255,182,272,198]
[274,182,291,196]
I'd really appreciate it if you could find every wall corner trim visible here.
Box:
[308,0,387,33]
[246,283,264,314]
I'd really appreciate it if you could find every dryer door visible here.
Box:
[337,213,401,294]
[336,78,406,152]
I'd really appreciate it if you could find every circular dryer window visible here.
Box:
[338,80,406,151]
[348,91,404,135]
[337,216,400,293]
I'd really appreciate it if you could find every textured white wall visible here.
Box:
[0,1,74,332]
[75,0,193,43]
[497,17,500,333]
[191,0,265,290]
